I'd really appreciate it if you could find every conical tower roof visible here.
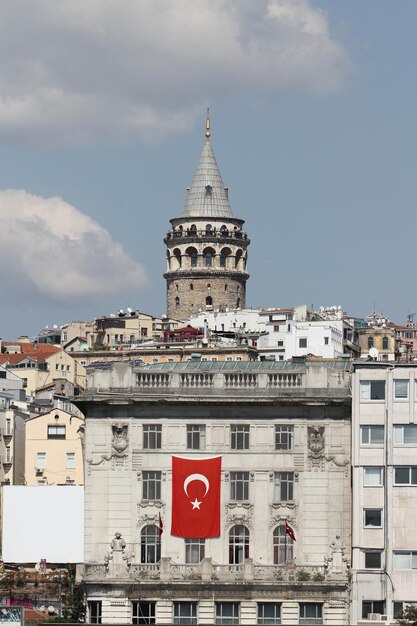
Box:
[181,112,234,219]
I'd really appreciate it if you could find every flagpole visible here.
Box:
[285,521,287,562]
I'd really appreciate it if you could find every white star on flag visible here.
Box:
[191,498,202,510]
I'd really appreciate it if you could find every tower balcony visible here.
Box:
[165,228,250,246]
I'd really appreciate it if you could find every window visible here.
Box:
[187,425,206,450]
[175,296,180,308]
[393,602,417,619]
[277,340,283,347]
[206,296,213,307]
[274,326,280,332]
[231,425,250,450]
[132,601,156,624]
[173,602,197,625]
[393,551,417,569]
[394,466,417,485]
[361,426,384,445]
[394,425,417,444]
[89,601,102,624]
[364,467,384,486]
[229,525,249,564]
[362,601,384,619]
[47,425,66,439]
[368,336,374,349]
[143,425,162,449]
[36,452,46,469]
[215,603,240,625]
[394,379,409,399]
[142,471,162,500]
[5,447,11,463]
[5,419,11,435]
[382,336,389,350]
[364,509,382,528]
[257,603,281,625]
[205,252,213,267]
[274,472,294,501]
[299,338,307,348]
[360,380,386,400]
[299,603,323,625]
[185,539,205,563]
[364,551,382,569]
[230,472,249,501]
[273,524,294,564]
[140,525,161,563]
[275,425,293,450]
[66,452,75,469]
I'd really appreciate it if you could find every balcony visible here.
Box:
[165,228,250,244]
[82,555,336,585]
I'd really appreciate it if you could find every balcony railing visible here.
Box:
[165,229,249,242]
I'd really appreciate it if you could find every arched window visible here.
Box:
[382,336,389,350]
[220,225,228,237]
[206,224,213,235]
[220,247,231,268]
[229,525,249,564]
[225,284,228,291]
[235,249,243,269]
[205,251,214,267]
[273,524,294,564]
[236,298,241,308]
[175,297,180,308]
[206,296,213,307]
[173,248,182,269]
[190,283,194,291]
[189,224,197,236]
[368,336,374,349]
[141,525,161,564]
[186,247,198,268]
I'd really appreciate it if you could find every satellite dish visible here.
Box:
[127,307,132,313]
[35,563,40,571]
[369,347,379,360]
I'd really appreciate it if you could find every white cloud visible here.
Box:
[0,0,350,143]
[0,189,147,299]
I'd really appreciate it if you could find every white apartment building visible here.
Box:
[257,320,344,361]
[76,359,352,625]
[351,363,417,625]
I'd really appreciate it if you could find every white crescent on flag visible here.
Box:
[183,473,210,498]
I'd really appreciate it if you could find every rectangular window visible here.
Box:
[299,338,307,348]
[393,551,417,569]
[361,426,384,445]
[299,603,323,625]
[364,551,382,569]
[394,379,409,399]
[274,472,294,502]
[324,337,329,345]
[230,471,249,501]
[89,601,102,624]
[360,380,386,400]
[394,425,417,444]
[185,538,205,564]
[394,467,417,485]
[36,452,46,469]
[275,425,293,450]
[47,425,66,439]
[187,425,206,450]
[231,425,250,450]
[66,452,75,469]
[215,602,240,625]
[362,601,385,619]
[364,467,384,486]
[393,603,417,619]
[142,471,161,500]
[364,509,382,528]
[257,603,281,625]
[5,419,11,435]
[173,602,197,625]
[143,425,162,449]
[132,601,156,624]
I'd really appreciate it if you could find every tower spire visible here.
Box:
[205,108,211,140]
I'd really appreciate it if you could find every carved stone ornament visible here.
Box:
[104,532,133,574]
[308,426,325,456]
[269,513,297,529]
[225,502,254,528]
[137,513,163,528]
[137,501,164,512]
[88,423,129,470]
[324,535,350,580]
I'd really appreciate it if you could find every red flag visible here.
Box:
[171,456,221,538]
[285,520,296,542]
[158,513,163,536]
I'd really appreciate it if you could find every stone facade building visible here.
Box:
[164,113,250,320]
[77,359,352,625]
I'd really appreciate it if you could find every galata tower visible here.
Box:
[164,111,250,320]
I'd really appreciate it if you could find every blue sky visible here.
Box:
[0,0,416,337]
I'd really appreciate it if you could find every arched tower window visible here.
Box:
[203,247,215,268]
[189,224,197,236]
[368,336,374,349]
[220,247,231,268]
[190,283,193,291]
[229,525,249,564]
[141,525,161,564]
[175,297,180,308]
[236,297,241,308]
[273,524,294,564]
[382,336,389,350]
[186,247,198,268]
[206,296,213,307]
[235,249,243,269]
[173,248,182,269]
[206,224,213,235]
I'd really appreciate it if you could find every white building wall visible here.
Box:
[258,321,344,361]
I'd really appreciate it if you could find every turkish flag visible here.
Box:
[171,456,221,538]
[285,520,296,542]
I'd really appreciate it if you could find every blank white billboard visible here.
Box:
[2,486,84,563]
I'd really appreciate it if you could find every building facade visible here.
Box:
[77,359,352,625]
[351,363,417,625]
[164,113,250,320]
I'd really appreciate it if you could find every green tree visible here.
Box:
[61,565,85,623]
[398,605,417,626]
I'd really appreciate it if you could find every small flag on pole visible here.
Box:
[285,520,296,542]
[158,513,164,535]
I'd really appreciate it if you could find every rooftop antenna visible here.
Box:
[205,108,211,141]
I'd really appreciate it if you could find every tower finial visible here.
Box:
[205,108,211,140]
